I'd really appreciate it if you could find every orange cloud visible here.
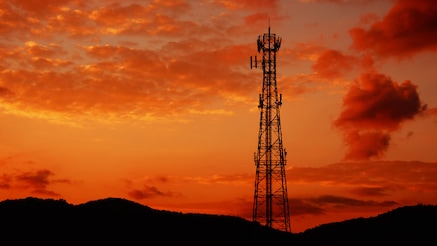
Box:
[245,12,270,26]
[1,168,71,197]
[16,169,61,195]
[2,1,199,40]
[333,72,427,160]
[342,130,390,160]
[425,107,437,117]
[86,1,196,37]
[0,174,12,189]
[9,0,71,16]
[90,3,147,27]
[0,1,94,39]
[182,173,253,186]
[0,154,73,198]
[213,0,278,10]
[0,40,257,124]
[300,0,379,4]
[24,41,65,57]
[147,0,191,14]
[124,160,437,218]
[0,1,32,38]
[350,0,437,58]
[128,185,182,200]
[289,161,437,191]
[1,0,275,125]
[312,50,357,79]
[334,72,426,130]
[285,160,437,232]
[349,186,390,197]
[287,160,437,216]
[48,8,96,38]
[306,195,396,208]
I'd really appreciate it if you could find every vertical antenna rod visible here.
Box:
[250,26,291,233]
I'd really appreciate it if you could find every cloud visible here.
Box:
[0,1,32,38]
[130,173,253,188]
[0,87,14,98]
[1,0,263,126]
[312,49,357,79]
[212,0,278,10]
[289,195,397,217]
[0,155,72,197]
[288,161,437,193]
[307,195,397,208]
[282,43,326,63]
[244,12,271,26]
[1,1,198,40]
[8,0,72,17]
[299,0,379,3]
[289,198,326,216]
[349,0,437,58]
[0,174,13,189]
[14,169,71,196]
[183,173,253,185]
[127,185,182,200]
[16,169,54,189]
[333,71,427,160]
[342,130,390,160]
[349,186,390,197]
[287,160,437,216]
[425,107,437,117]
[0,41,256,125]
[89,2,148,27]
[0,0,275,125]
[158,197,253,217]
[121,161,437,232]
[277,46,358,99]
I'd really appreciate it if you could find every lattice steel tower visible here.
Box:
[250,26,291,233]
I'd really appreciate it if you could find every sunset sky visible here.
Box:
[1,0,437,233]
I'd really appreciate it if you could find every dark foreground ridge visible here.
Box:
[1,197,436,245]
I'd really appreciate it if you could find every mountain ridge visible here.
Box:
[1,197,435,245]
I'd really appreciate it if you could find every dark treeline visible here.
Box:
[1,197,435,245]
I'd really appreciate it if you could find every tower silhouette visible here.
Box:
[250,26,291,233]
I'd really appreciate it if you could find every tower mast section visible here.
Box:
[250,26,291,233]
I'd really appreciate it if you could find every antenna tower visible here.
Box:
[250,26,291,233]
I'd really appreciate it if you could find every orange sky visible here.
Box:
[1,0,437,233]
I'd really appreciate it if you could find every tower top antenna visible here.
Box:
[268,18,270,33]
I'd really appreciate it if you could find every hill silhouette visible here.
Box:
[0,197,292,245]
[292,203,437,245]
[0,197,435,245]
